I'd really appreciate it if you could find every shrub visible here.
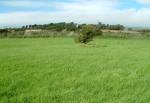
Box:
[94,29,103,36]
[75,25,102,44]
[0,29,9,38]
[139,29,150,34]
[7,29,25,38]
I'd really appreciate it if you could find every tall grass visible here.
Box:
[0,38,150,103]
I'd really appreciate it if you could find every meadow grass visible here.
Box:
[0,37,150,103]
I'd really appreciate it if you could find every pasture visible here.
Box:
[0,37,150,103]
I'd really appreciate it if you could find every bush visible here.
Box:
[0,29,9,38]
[75,25,102,44]
[139,29,150,34]
[94,29,103,36]
[7,29,25,38]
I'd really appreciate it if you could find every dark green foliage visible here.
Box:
[94,28,103,36]
[75,25,95,44]
[8,29,25,38]
[22,22,78,32]
[75,25,102,44]
[97,22,125,30]
[21,22,124,31]
[0,29,8,33]
[139,29,150,34]
[0,29,9,38]
[138,29,150,37]
[0,29,25,38]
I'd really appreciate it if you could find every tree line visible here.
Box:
[0,22,125,38]
[21,22,125,31]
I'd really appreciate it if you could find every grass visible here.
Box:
[0,37,150,103]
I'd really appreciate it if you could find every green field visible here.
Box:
[0,38,150,103]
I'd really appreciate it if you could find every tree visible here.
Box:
[75,25,102,44]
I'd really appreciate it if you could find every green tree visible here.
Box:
[75,25,102,44]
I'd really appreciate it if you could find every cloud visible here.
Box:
[57,0,118,13]
[1,8,150,27]
[137,0,150,5]
[1,0,54,7]
[1,0,150,27]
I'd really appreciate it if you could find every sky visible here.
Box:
[0,0,150,27]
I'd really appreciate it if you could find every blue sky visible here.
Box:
[0,0,150,27]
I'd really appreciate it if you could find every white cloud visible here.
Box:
[1,0,54,7]
[137,0,150,5]
[1,0,150,27]
[57,0,118,13]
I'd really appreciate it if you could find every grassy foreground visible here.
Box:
[0,38,150,103]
